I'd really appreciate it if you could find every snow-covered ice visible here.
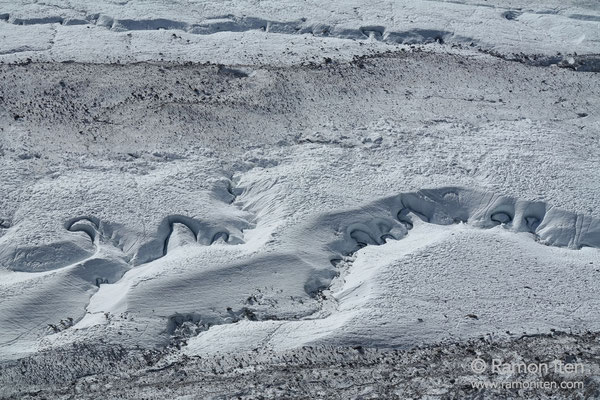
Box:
[0,0,599,397]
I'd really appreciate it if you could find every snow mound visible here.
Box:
[1,186,598,358]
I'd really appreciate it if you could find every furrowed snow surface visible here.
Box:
[0,0,599,398]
